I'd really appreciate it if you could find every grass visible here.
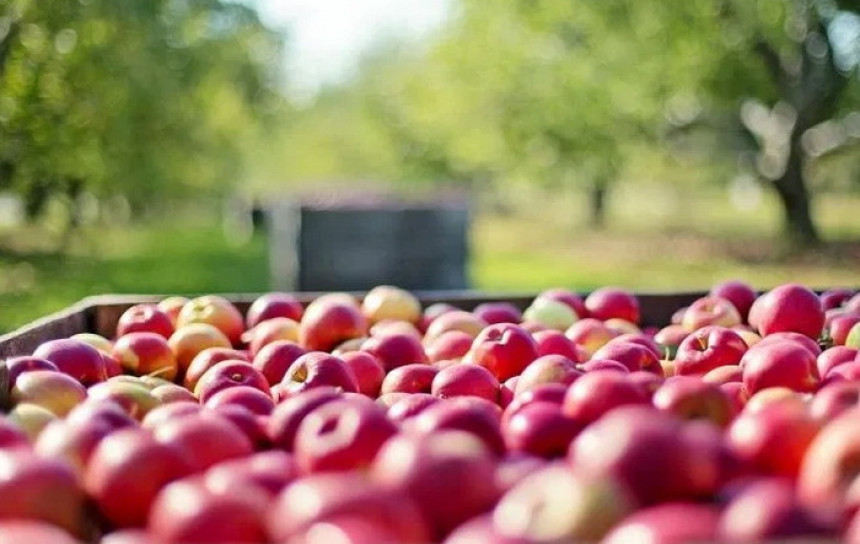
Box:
[0,187,857,333]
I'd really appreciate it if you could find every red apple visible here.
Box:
[591,341,661,374]
[847,293,860,313]
[168,324,232,377]
[157,296,189,326]
[531,330,582,362]
[426,330,475,363]
[183,347,249,391]
[241,317,300,357]
[386,393,440,423]
[0,416,29,450]
[117,304,175,339]
[150,383,197,404]
[502,402,582,458]
[177,295,245,345]
[424,310,488,343]
[652,376,735,427]
[0,521,83,544]
[432,363,500,402]
[831,313,860,346]
[268,472,429,544]
[282,352,358,396]
[674,326,747,376]
[444,515,535,544]
[142,402,202,430]
[494,454,547,494]
[682,296,742,331]
[627,370,664,398]
[153,412,253,473]
[205,386,275,415]
[742,341,819,394]
[338,351,385,398]
[33,418,113,478]
[193,360,270,403]
[810,382,860,421]
[608,333,662,359]
[412,399,505,456]
[825,361,860,384]
[492,464,632,543]
[818,346,859,377]
[4,357,58,390]
[246,292,304,329]
[710,279,757,319]
[371,431,500,539]
[204,450,298,498]
[564,318,617,357]
[380,364,437,395]
[584,287,639,324]
[294,399,397,473]
[112,332,178,381]
[562,371,648,424]
[473,302,523,325]
[702,365,743,384]
[514,355,581,395]
[32,339,107,386]
[70,333,113,355]
[0,450,84,536]
[721,382,749,413]
[755,283,825,339]
[300,300,368,352]
[602,503,721,544]
[87,380,159,421]
[11,370,86,417]
[464,324,539,382]
[85,428,192,528]
[267,387,342,451]
[66,400,136,431]
[578,358,630,373]
[251,341,306,387]
[653,325,689,358]
[756,331,822,356]
[820,288,854,311]
[148,478,268,544]
[727,402,820,479]
[538,288,588,319]
[361,333,428,371]
[420,303,458,333]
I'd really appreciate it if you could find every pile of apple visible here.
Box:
[2,282,860,544]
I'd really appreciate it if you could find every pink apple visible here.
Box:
[424,310,488,343]
[502,402,582,458]
[293,399,397,473]
[742,341,820,394]
[674,326,747,375]
[464,324,539,382]
[300,299,368,352]
[339,351,385,398]
[251,341,306,387]
[754,283,825,339]
[193,360,270,404]
[150,383,197,404]
[386,393,441,423]
[266,387,342,451]
[653,325,689,358]
[33,418,113,478]
[210,404,269,450]
[361,333,428,370]
[241,317,300,357]
[818,346,858,377]
[652,376,735,427]
[117,303,175,339]
[432,363,500,402]
[183,347,250,391]
[564,318,617,357]
[426,330,476,363]
[412,399,505,456]
[420,302,458,332]
[824,361,860,384]
[32,339,107,386]
[755,331,821,356]
[591,341,661,374]
[710,280,757,320]
[440,515,533,544]
[380,364,437,395]
[820,288,854,311]
[702,365,743,384]
[472,302,523,325]
[66,400,136,431]
[627,370,664,398]
[246,292,304,329]
[532,330,582,362]
[584,287,639,323]
[204,450,298,499]
[831,313,860,346]
[810,382,860,421]
[608,333,662,359]
[152,412,253,473]
[4,357,58,387]
[514,354,581,395]
[721,382,749,413]
[562,371,648,424]
[0,521,83,544]
[205,386,275,415]
[281,352,358,396]
[682,296,742,331]
[0,416,29,450]
[602,503,721,544]
[578,358,629,373]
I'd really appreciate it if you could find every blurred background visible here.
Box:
[0,0,859,332]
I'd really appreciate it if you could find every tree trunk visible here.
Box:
[772,141,819,247]
[588,179,608,229]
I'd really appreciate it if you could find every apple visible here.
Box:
[10,370,86,417]
[300,299,368,352]
[338,351,385,398]
[818,346,859,377]
[848,293,860,313]
[443,515,534,544]
[361,333,429,371]
[249,341,306,388]
[246,292,304,329]
[282,352,358,396]
[241,317,300,357]
[531,330,582,362]
[182,347,249,390]
[117,303,175,339]
[494,454,547,495]
[87,380,159,421]
[464,324,539,382]
[820,288,854,311]
[565,319,618,358]
[153,412,253,472]
[602,503,721,544]
[32,339,107,386]
[426,330,475,363]
[591,341,661,374]
[420,302,458,333]
[204,386,275,415]
[514,355,581,395]
[569,406,719,505]
[578,358,630,373]
[66,400,136,431]
[473,302,523,325]
[502,402,582,458]
[604,318,640,335]
[742,341,820,394]
[294,399,398,473]
[652,376,735,427]
[268,472,429,544]
[111,332,178,381]
[504,384,567,423]
[710,279,758,320]
[627,370,664,397]
[371,431,500,539]
[829,314,860,346]
[386,393,441,423]
[208,404,270,450]
[267,387,342,451]
[369,319,423,340]
[562,371,648,424]
[151,383,197,404]
[682,296,742,331]
[653,325,689,359]
[493,464,632,543]
[431,363,500,403]
[522,298,578,331]
[754,283,825,339]
[0,450,85,536]
[824,361,860,384]
[744,386,808,414]
[204,450,298,499]
[177,295,244,345]
[4,357,58,391]
[584,287,639,323]
[702,365,743,384]
[148,478,268,544]
[674,326,747,376]
[810,382,860,421]
[361,285,422,325]
[193,360,270,403]
[84,428,192,528]
[70,333,113,355]
[538,288,588,319]
[99,529,159,544]
[0,416,29,450]
[33,418,112,478]
[168,324,232,378]
[156,296,189,326]
[424,310,488,343]
[0,521,83,544]
[848,322,860,348]
[412,399,505,456]
[721,382,749,413]
[727,401,820,479]
[608,333,662,359]
[755,331,822,356]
